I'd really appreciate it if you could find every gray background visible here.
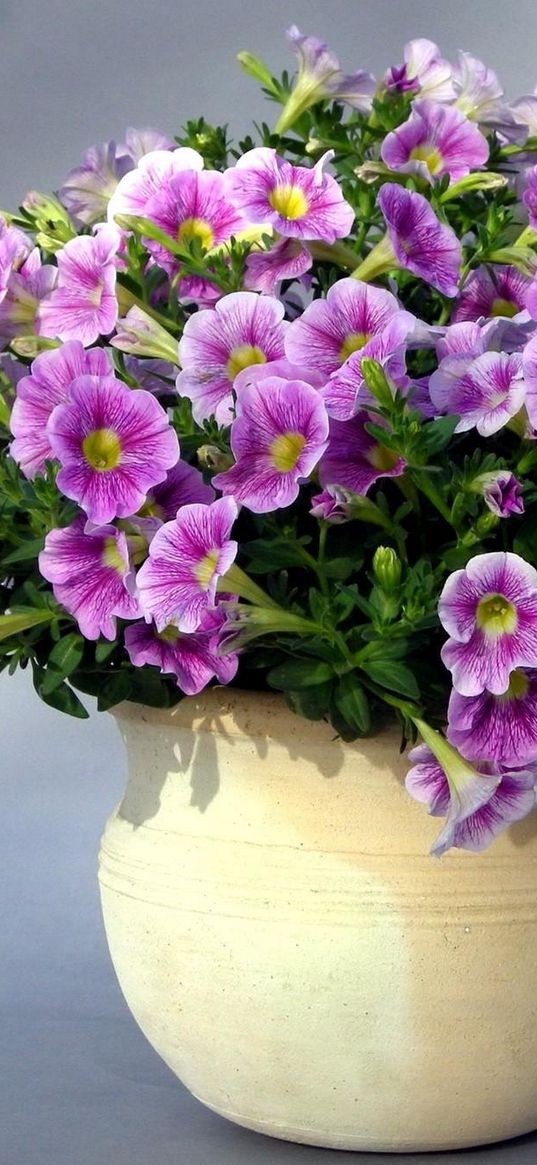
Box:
[3,1,537,1161]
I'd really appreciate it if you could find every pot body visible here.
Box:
[98,691,537,1152]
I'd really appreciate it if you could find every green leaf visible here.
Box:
[97,670,133,712]
[0,609,54,642]
[267,658,334,691]
[95,638,119,663]
[40,632,85,694]
[422,414,459,456]
[333,673,371,735]
[242,536,312,573]
[363,658,420,700]
[1,538,45,566]
[284,682,333,721]
[32,664,89,719]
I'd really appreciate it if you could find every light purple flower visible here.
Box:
[136,497,238,633]
[232,356,325,396]
[244,237,312,294]
[285,25,376,111]
[406,743,536,855]
[384,39,455,101]
[0,247,57,346]
[47,374,179,524]
[321,317,411,420]
[452,52,527,142]
[381,100,488,185]
[452,265,532,323]
[10,342,111,478]
[124,606,237,695]
[521,332,537,429]
[429,349,526,435]
[522,165,537,230]
[0,217,31,304]
[60,142,135,226]
[107,147,204,225]
[479,470,524,517]
[39,226,121,346]
[226,148,354,242]
[212,376,329,513]
[448,669,537,766]
[285,277,414,378]
[377,184,462,298]
[120,128,174,164]
[176,291,287,425]
[439,552,537,697]
[318,412,405,496]
[38,518,140,640]
[141,458,214,525]
[176,275,223,308]
[142,169,245,272]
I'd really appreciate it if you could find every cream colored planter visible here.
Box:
[98,690,537,1153]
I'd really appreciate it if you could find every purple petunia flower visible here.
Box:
[140,459,214,529]
[10,341,111,479]
[452,52,527,142]
[212,375,329,513]
[39,225,121,346]
[309,486,355,523]
[0,217,31,304]
[38,518,141,640]
[176,291,287,425]
[478,470,524,517]
[448,669,537,766]
[136,497,238,633]
[452,265,532,323]
[439,552,537,697]
[47,374,179,524]
[142,169,245,273]
[226,148,354,242]
[381,100,489,185]
[0,247,57,347]
[285,277,414,379]
[406,742,536,856]
[522,165,537,230]
[318,412,405,496]
[520,332,537,430]
[284,25,376,113]
[384,39,455,101]
[124,605,238,695]
[60,142,134,226]
[377,184,462,298]
[106,147,204,225]
[244,237,312,295]
[429,349,526,435]
[321,317,411,420]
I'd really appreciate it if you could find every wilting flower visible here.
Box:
[0,217,30,304]
[176,291,287,425]
[274,26,375,133]
[321,317,410,420]
[452,52,527,141]
[141,169,245,272]
[136,496,238,633]
[439,552,537,696]
[381,100,489,184]
[477,470,524,517]
[124,606,238,695]
[106,146,204,224]
[452,265,532,323]
[39,225,121,346]
[47,374,179,523]
[448,669,537,765]
[38,518,140,640]
[383,39,455,101]
[318,412,405,496]
[226,148,354,242]
[244,237,312,294]
[429,350,526,435]
[10,341,111,478]
[212,375,329,513]
[406,740,536,856]
[111,305,179,364]
[285,277,414,378]
[376,184,462,297]
[0,247,57,346]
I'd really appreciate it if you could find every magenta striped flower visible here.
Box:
[124,606,238,695]
[177,291,287,425]
[38,518,140,640]
[0,247,57,346]
[39,226,121,346]
[429,349,526,436]
[318,412,405,496]
[384,39,455,101]
[448,670,537,766]
[10,342,111,479]
[47,374,179,524]
[285,26,376,112]
[439,552,537,697]
[321,317,410,420]
[381,100,489,184]
[377,184,462,297]
[107,146,204,224]
[226,148,354,242]
[142,169,245,273]
[136,497,238,633]
[244,237,312,295]
[212,375,329,513]
[452,265,532,323]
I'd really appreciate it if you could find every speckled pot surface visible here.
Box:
[98,690,537,1152]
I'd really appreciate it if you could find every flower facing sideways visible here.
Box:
[38,519,141,640]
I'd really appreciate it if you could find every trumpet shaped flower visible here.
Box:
[376,184,462,297]
[381,100,489,185]
[226,148,354,242]
[39,225,121,346]
[429,350,526,436]
[124,606,238,694]
[318,412,406,496]
[448,670,537,766]
[452,265,532,323]
[277,25,375,131]
[107,146,204,224]
[384,39,455,101]
[142,169,245,273]
[38,518,140,640]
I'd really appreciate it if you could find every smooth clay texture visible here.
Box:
[98,690,537,1152]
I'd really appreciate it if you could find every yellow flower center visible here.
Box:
[498,669,530,701]
[178,216,214,250]
[269,431,307,472]
[226,344,267,381]
[366,444,400,472]
[476,593,518,638]
[193,548,220,591]
[268,184,309,220]
[490,297,518,319]
[101,537,125,575]
[339,332,371,362]
[158,625,181,644]
[409,144,443,175]
[138,496,165,520]
[82,428,122,471]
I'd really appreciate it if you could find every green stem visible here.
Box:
[410,471,453,525]
[307,240,361,270]
[351,235,397,282]
[218,564,282,610]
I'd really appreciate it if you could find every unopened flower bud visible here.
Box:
[373,546,402,592]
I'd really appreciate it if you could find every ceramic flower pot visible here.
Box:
[98,690,537,1153]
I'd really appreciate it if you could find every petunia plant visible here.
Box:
[4,28,537,854]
